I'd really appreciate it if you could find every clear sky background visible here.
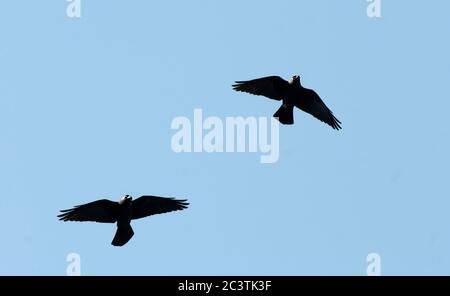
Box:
[1,0,450,275]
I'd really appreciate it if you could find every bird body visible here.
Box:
[116,195,133,227]
[58,195,189,246]
[273,77,300,125]
[233,75,342,129]
[113,195,134,246]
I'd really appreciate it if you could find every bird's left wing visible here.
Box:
[131,196,189,220]
[294,88,342,130]
[58,199,119,223]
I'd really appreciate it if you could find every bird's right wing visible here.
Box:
[294,88,342,130]
[58,199,118,223]
[131,196,189,220]
[232,76,289,101]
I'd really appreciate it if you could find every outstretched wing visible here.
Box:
[58,199,118,223]
[232,76,289,101]
[294,88,342,130]
[131,196,189,220]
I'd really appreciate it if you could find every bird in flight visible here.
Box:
[232,75,342,129]
[58,195,189,246]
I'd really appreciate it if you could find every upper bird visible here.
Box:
[58,195,189,246]
[232,75,342,129]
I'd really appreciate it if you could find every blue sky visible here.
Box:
[1,0,450,275]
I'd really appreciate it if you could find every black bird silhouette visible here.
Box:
[58,195,189,246]
[232,75,342,129]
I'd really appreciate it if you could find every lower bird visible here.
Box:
[58,195,189,246]
[232,75,342,129]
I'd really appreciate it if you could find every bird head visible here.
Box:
[291,75,301,86]
[119,195,133,204]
